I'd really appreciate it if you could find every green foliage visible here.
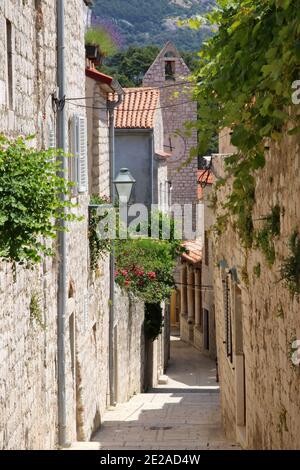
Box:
[192,1,300,262]
[115,212,182,303]
[101,45,160,87]
[92,0,214,50]
[0,135,78,264]
[256,205,281,266]
[29,292,45,329]
[85,27,118,56]
[144,303,163,342]
[280,230,300,295]
[89,195,111,271]
[253,263,261,278]
[101,45,200,87]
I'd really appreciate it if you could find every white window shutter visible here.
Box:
[70,115,79,194]
[78,115,88,193]
[48,120,56,149]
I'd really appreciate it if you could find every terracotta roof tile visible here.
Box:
[115,87,160,129]
[182,240,202,265]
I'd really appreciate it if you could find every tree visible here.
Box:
[101,45,160,87]
[101,45,199,87]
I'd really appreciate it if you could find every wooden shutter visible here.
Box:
[78,115,88,193]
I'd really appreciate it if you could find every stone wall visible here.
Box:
[212,129,300,449]
[86,77,110,197]
[0,0,59,450]
[199,186,216,360]
[0,0,166,449]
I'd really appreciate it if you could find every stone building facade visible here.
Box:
[0,0,166,449]
[196,171,216,360]
[211,129,300,449]
[114,87,169,210]
[143,42,198,220]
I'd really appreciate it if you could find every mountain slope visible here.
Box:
[92,0,215,51]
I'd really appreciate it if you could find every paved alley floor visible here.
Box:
[70,334,239,450]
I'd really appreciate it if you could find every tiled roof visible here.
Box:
[115,87,160,129]
[182,240,202,265]
[86,61,123,94]
[86,67,113,86]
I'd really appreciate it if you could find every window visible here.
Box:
[222,275,233,362]
[69,115,88,195]
[6,19,13,109]
[165,60,175,81]
[204,231,209,266]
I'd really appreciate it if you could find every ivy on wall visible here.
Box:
[191,0,300,288]
[0,135,78,264]
[88,195,111,270]
[280,230,300,295]
[144,303,163,342]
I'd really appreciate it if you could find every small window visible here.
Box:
[69,115,88,196]
[165,60,175,81]
[6,19,13,109]
[222,275,233,362]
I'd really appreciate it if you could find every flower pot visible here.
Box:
[85,44,102,66]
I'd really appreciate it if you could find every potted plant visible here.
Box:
[85,27,117,66]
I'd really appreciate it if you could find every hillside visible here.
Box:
[92,0,215,51]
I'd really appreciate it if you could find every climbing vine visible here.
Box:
[144,303,163,342]
[29,292,45,329]
[280,230,300,295]
[191,0,300,281]
[0,135,78,264]
[89,195,111,270]
[255,205,281,266]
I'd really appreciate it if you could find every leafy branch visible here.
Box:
[0,135,79,264]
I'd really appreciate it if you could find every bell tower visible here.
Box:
[143,42,198,230]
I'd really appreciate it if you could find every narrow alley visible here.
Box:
[70,334,239,450]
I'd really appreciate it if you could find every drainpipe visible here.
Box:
[107,84,123,407]
[56,0,67,447]
[150,130,154,205]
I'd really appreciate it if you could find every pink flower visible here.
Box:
[134,268,144,276]
[121,270,128,276]
[148,272,156,280]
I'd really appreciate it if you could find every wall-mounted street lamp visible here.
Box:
[113,168,136,203]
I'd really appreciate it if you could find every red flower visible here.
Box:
[121,269,128,276]
[125,279,130,286]
[134,268,144,276]
[148,272,156,280]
